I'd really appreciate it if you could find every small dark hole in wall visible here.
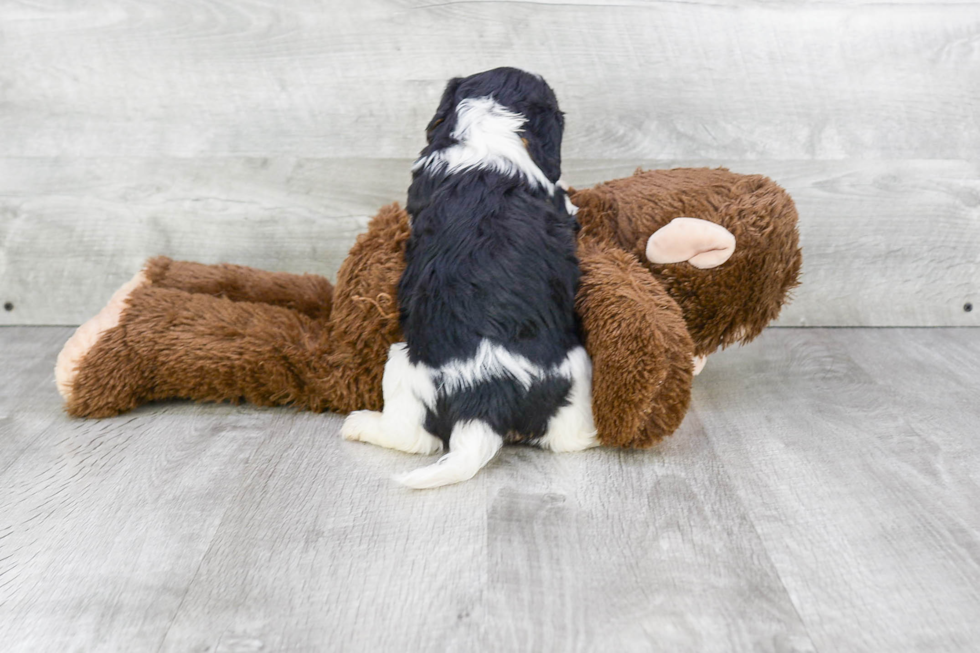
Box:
[965,303,974,313]
[3,302,12,312]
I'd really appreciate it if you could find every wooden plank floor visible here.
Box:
[1,326,977,652]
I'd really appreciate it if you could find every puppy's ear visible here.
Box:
[525,106,563,182]
[426,77,463,137]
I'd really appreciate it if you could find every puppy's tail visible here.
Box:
[395,420,502,489]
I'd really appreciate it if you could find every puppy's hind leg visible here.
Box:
[395,420,503,489]
[341,343,443,455]
[539,347,600,453]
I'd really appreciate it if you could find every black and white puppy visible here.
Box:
[342,67,596,488]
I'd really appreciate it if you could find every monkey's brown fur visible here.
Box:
[59,168,801,448]
[574,168,803,357]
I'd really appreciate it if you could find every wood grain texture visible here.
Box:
[0,328,274,651]
[1,0,977,159]
[2,0,978,326]
[0,157,408,325]
[693,327,980,653]
[3,326,980,651]
[157,413,488,653]
[2,158,976,326]
[483,430,816,653]
[0,327,69,479]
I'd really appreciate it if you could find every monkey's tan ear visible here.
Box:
[645,217,736,270]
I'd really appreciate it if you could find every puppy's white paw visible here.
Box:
[341,411,443,455]
[341,410,383,442]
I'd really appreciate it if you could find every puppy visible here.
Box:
[342,67,597,488]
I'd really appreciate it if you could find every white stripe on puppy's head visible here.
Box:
[413,96,555,194]
[413,67,565,195]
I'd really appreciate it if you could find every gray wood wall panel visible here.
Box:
[2,157,976,326]
[1,0,978,326]
[2,0,977,159]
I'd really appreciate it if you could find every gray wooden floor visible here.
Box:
[1,327,978,652]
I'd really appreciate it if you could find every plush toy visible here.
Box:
[55,167,801,448]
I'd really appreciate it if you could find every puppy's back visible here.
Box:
[400,168,581,371]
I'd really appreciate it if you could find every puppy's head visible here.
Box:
[422,67,565,182]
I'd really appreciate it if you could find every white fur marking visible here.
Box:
[539,347,599,452]
[395,420,503,489]
[341,343,442,455]
[563,194,579,216]
[556,179,578,215]
[345,342,597,485]
[385,342,437,410]
[436,339,555,393]
[413,96,555,195]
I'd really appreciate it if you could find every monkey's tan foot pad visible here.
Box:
[55,271,148,412]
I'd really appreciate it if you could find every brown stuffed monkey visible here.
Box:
[55,167,801,449]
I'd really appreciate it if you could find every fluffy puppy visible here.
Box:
[342,67,596,488]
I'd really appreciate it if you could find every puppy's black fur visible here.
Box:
[398,67,583,446]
